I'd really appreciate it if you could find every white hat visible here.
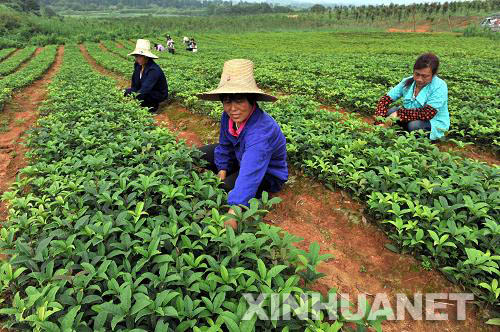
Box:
[128,39,158,59]
[197,59,276,102]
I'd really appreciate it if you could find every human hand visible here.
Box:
[218,170,227,181]
[224,208,238,231]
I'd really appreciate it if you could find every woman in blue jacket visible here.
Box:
[374,53,449,141]
[197,59,288,230]
[124,39,168,113]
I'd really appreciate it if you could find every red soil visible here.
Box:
[79,44,129,89]
[0,46,65,221]
[320,104,374,125]
[437,141,498,166]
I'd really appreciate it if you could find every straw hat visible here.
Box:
[128,39,158,59]
[197,59,276,102]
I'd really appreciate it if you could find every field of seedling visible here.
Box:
[0,31,498,331]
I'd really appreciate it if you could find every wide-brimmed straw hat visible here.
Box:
[197,59,276,102]
[128,39,158,59]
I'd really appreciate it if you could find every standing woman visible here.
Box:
[197,59,288,230]
[374,53,449,141]
[124,39,168,113]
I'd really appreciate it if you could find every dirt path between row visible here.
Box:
[0,49,20,63]
[13,47,43,73]
[0,46,65,221]
[80,48,494,332]
[79,44,129,88]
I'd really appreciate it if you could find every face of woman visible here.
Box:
[134,55,148,66]
[221,94,253,125]
[413,66,433,88]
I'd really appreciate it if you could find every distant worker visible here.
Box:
[197,59,288,231]
[154,43,165,52]
[374,53,449,141]
[124,39,168,113]
[186,38,197,52]
[166,37,175,54]
[183,36,190,45]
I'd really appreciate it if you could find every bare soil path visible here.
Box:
[80,50,495,332]
[12,47,44,73]
[0,49,20,63]
[0,46,65,221]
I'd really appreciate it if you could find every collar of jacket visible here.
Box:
[224,105,262,142]
[135,59,156,73]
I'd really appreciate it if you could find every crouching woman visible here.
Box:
[197,59,288,230]
[374,53,450,141]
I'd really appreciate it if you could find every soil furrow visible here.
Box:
[0,46,65,221]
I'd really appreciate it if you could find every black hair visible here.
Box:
[404,53,440,88]
[219,94,257,106]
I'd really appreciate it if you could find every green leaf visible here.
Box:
[131,295,152,317]
[384,243,399,253]
[415,229,424,241]
[486,318,500,326]
[220,312,240,332]
[268,265,287,279]
[120,284,132,312]
[155,320,169,332]
[257,259,267,280]
[59,305,81,330]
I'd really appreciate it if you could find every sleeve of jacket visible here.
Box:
[227,135,272,207]
[425,82,448,111]
[374,95,393,124]
[397,83,447,122]
[137,67,161,98]
[130,66,139,92]
[397,105,438,122]
[214,116,235,171]
[387,78,406,101]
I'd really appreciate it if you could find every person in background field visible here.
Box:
[166,37,175,54]
[186,38,197,52]
[124,39,168,113]
[197,59,288,231]
[374,53,449,141]
[154,43,165,52]
[183,36,190,45]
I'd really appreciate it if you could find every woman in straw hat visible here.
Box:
[198,59,288,230]
[124,39,168,113]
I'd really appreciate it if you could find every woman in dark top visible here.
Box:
[124,39,168,113]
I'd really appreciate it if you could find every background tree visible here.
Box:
[310,4,326,14]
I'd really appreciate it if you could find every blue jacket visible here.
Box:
[131,60,168,102]
[215,107,288,206]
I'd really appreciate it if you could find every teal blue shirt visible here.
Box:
[388,76,449,140]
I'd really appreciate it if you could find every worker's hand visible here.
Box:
[218,170,227,181]
[224,208,238,231]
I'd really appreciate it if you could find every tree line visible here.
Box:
[1,0,498,17]
[311,0,499,22]
[38,0,292,14]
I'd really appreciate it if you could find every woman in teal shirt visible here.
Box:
[374,53,450,140]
